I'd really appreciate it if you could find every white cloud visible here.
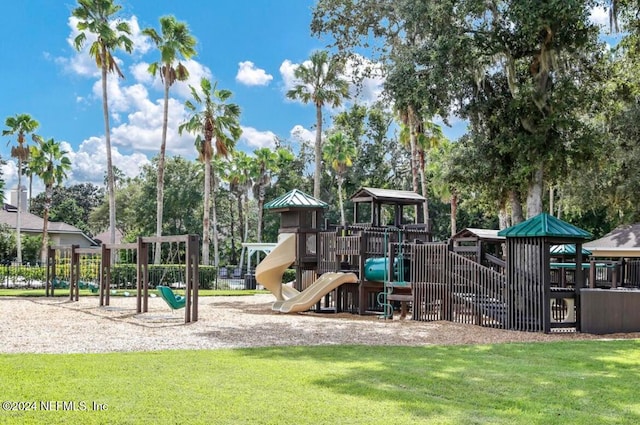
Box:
[236,61,273,86]
[290,125,315,144]
[241,127,277,149]
[590,6,609,28]
[67,136,150,185]
[1,138,151,200]
[131,62,154,85]
[280,54,385,108]
[344,55,385,106]
[110,96,195,156]
[279,59,300,93]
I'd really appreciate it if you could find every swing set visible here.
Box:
[46,234,200,324]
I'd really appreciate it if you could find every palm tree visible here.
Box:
[286,50,349,200]
[228,150,254,268]
[323,132,356,229]
[143,15,196,264]
[251,148,291,243]
[72,0,133,245]
[427,139,458,236]
[2,113,40,264]
[414,119,445,227]
[28,139,72,263]
[179,78,242,267]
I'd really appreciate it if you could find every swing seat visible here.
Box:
[157,285,186,310]
[52,278,69,289]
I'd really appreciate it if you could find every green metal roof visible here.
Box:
[497,213,592,239]
[263,189,328,210]
[550,244,592,256]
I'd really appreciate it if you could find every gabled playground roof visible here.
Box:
[350,187,426,205]
[498,213,592,239]
[264,189,328,210]
[452,228,505,242]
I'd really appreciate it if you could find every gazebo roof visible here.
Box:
[350,187,426,206]
[264,189,328,210]
[498,213,592,239]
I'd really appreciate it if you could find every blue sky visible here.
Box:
[0,1,613,199]
[0,0,389,197]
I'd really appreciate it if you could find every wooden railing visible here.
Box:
[411,243,507,328]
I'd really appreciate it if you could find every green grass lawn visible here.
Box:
[1,341,639,424]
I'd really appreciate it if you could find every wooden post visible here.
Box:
[589,259,596,289]
[575,242,584,332]
[46,246,55,297]
[186,234,200,323]
[136,236,149,314]
[543,239,551,333]
[70,245,80,302]
[358,231,367,314]
[100,244,110,306]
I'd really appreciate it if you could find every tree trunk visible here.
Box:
[16,159,23,264]
[238,192,248,271]
[509,190,524,224]
[211,173,220,268]
[556,188,563,219]
[40,184,52,264]
[101,49,117,251]
[498,205,510,230]
[526,166,544,218]
[154,76,171,264]
[338,176,346,228]
[28,173,33,212]
[450,192,458,237]
[407,107,419,193]
[314,104,323,200]
[257,183,265,243]
[202,157,211,266]
[417,149,429,226]
[407,106,422,223]
[237,192,244,251]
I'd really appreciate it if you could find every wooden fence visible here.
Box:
[411,243,508,329]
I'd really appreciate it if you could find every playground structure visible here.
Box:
[46,234,200,323]
[257,187,640,334]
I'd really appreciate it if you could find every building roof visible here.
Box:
[0,204,96,245]
[264,189,328,210]
[498,213,592,239]
[584,224,640,257]
[93,227,124,245]
[349,187,426,205]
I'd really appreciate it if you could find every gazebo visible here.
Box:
[349,187,427,229]
[498,213,592,333]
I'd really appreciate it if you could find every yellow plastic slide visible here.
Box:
[255,233,299,301]
[277,272,358,313]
